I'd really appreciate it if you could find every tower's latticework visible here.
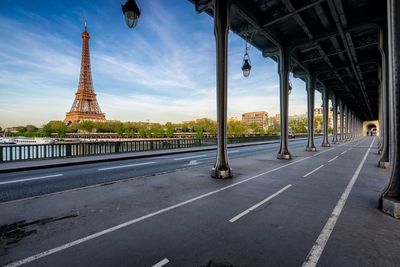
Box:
[64,23,106,124]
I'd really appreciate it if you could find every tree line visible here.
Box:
[2,116,329,139]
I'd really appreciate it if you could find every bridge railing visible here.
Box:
[0,134,309,162]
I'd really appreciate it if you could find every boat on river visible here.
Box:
[13,137,56,145]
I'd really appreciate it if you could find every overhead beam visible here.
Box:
[300,42,378,63]
[194,0,212,13]
[262,0,326,28]
[327,0,374,119]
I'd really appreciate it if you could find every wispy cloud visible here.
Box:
[0,0,312,128]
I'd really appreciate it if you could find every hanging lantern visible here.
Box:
[122,0,141,29]
[242,52,252,77]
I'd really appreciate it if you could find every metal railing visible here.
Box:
[0,135,309,162]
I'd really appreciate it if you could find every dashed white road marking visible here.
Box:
[187,160,199,166]
[185,157,216,166]
[229,184,292,223]
[98,162,156,171]
[0,174,63,185]
[340,151,347,155]
[152,258,170,267]
[303,165,324,178]
[302,137,375,267]
[328,156,339,163]
[172,154,208,161]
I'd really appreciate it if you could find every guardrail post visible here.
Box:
[66,144,72,157]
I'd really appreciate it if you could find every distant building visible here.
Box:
[314,107,323,117]
[313,107,334,129]
[289,113,307,120]
[229,116,240,121]
[268,113,280,128]
[242,111,269,129]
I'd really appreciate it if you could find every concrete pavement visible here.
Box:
[0,137,398,267]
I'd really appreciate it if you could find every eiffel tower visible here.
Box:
[64,22,106,124]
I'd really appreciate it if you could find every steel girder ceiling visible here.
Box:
[190,0,385,121]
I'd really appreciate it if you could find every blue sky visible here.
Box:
[0,0,321,128]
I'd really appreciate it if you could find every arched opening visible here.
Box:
[366,123,377,136]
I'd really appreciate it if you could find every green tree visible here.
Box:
[314,116,323,133]
[114,122,124,135]
[194,126,203,139]
[43,121,67,138]
[165,122,174,138]
[15,126,27,133]
[139,128,146,138]
[78,121,95,132]
[228,119,248,136]
[26,125,38,132]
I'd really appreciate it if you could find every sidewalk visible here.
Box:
[0,137,309,173]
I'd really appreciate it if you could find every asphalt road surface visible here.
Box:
[1,136,399,267]
[0,138,319,203]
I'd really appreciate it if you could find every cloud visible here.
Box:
[0,0,311,128]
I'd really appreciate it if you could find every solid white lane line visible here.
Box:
[172,154,208,161]
[152,258,169,267]
[340,151,347,155]
[302,137,375,267]
[303,165,324,178]
[98,162,156,171]
[312,138,364,157]
[0,174,63,185]
[328,156,339,163]
[5,156,313,267]
[229,184,292,223]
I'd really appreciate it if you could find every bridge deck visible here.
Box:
[0,137,399,267]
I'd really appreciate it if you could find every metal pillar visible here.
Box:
[277,48,292,160]
[351,111,354,139]
[381,0,400,219]
[331,93,339,144]
[321,88,331,147]
[349,110,353,140]
[339,99,344,141]
[378,66,384,152]
[343,105,347,140]
[346,106,350,140]
[211,0,232,179]
[306,74,317,151]
[379,28,390,168]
